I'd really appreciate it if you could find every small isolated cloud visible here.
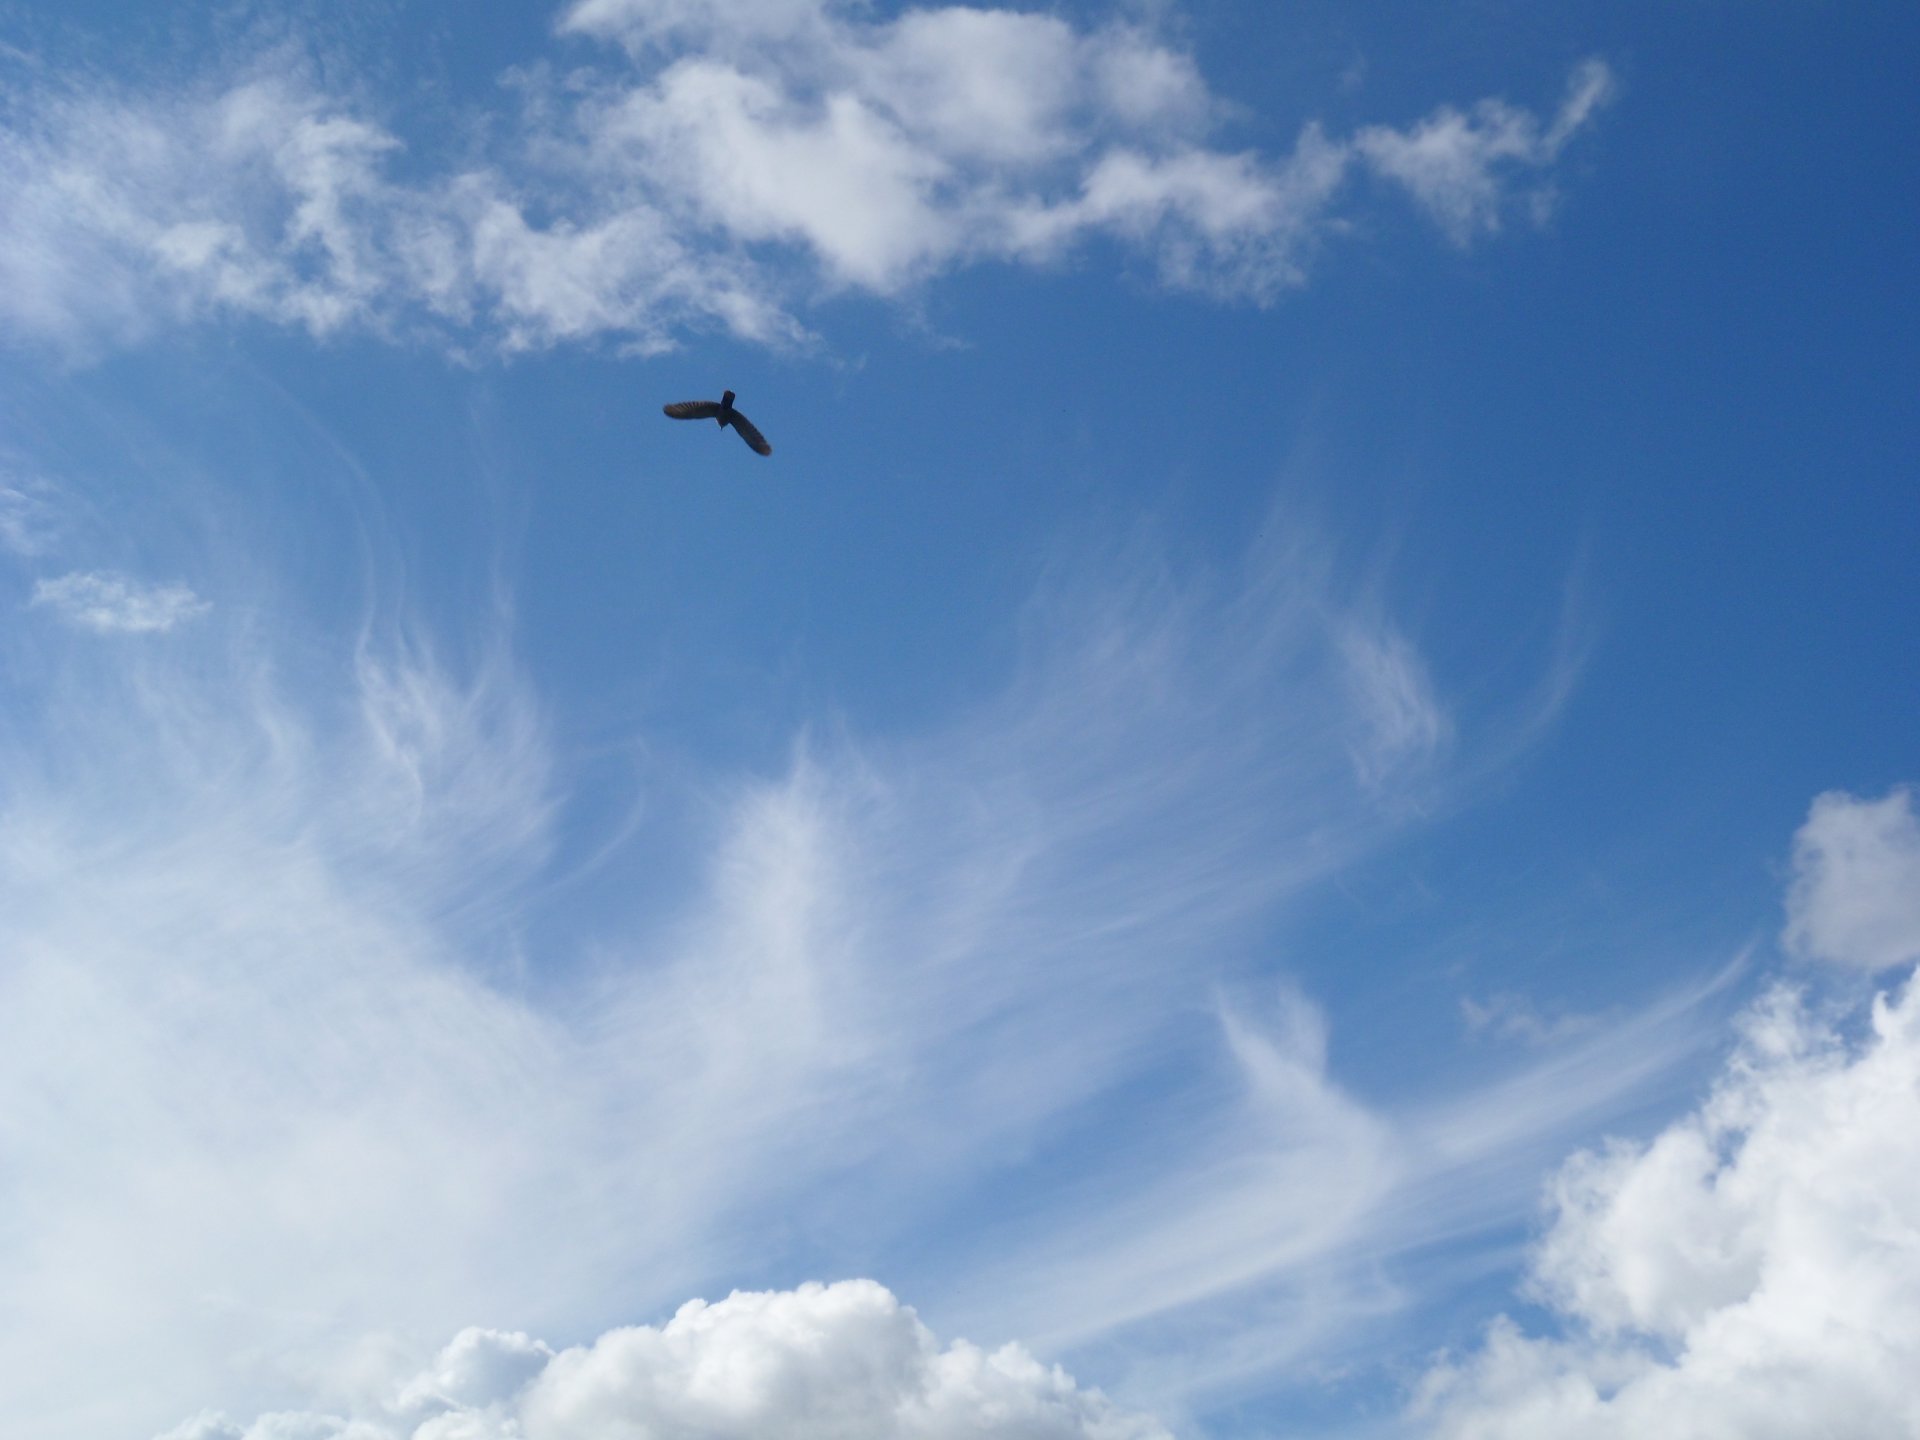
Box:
[1355,58,1616,244]
[1413,965,1920,1439]
[29,569,210,633]
[168,1280,1171,1440]
[1461,992,1598,1047]
[1783,786,1920,972]
[0,4,1613,356]
[0,467,59,555]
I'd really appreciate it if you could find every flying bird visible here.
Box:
[663,390,773,456]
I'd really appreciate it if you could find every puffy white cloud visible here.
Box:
[1413,966,1920,1439]
[171,1282,1171,1440]
[30,568,210,632]
[0,8,1612,356]
[550,9,1606,301]
[395,1326,554,1414]
[1783,786,1920,972]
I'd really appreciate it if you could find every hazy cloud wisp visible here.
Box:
[29,569,210,633]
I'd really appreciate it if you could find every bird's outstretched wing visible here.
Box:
[663,400,721,420]
[729,411,773,456]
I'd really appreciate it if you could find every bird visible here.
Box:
[662,390,772,456]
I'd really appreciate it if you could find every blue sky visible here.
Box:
[2,2,1917,1438]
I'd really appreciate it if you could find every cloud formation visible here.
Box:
[1783,786,1920,972]
[0,470,1674,1438]
[1414,959,1920,1439]
[29,569,210,632]
[1338,619,1452,789]
[0,5,1612,356]
[1355,59,1614,244]
[164,1281,1170,1440]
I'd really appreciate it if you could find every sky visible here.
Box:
[0,1,1916,1437]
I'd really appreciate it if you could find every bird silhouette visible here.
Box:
[662,390,772,456]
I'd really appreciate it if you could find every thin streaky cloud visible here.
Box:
[0,504,1619,1438]
[937,957,1732,1376]
[0,470,58,555]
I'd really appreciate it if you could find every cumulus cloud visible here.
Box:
[165,1282,1170,1440]
[1783,786,1920,971]
[0,6,1612,355]
[29,568,210,632]
[1413,964,1920,1439]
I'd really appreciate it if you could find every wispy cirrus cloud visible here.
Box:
[0,4,1613,358]
[29,568,210,632]
[0,469,58,554]
[0,479,1630,1438]
[959,956,1736,1419]
[1338,618,1452,790]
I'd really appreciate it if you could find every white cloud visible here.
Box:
[30,568,210,632]
[561,0,830,53]
[1355,59,1616,243]
[1783,786,1920,972]
[168,1282,1171,1440]
[0,10,1613,356]
[0,67,781,357]
[974,959,1734,1413]
[1413,966,1920,1439]
[1021,132,1354,300]
[970,985,1402,1352]
[0,497,1638,1438]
